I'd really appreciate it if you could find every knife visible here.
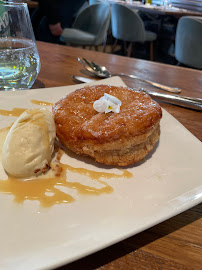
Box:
[72,75,202,111]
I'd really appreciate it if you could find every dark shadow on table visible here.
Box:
[56,203,201,270]
[32,79,46,89]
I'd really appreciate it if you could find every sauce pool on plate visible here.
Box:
[0,105,133,207]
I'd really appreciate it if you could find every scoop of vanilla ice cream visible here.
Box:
[2,109,56,178]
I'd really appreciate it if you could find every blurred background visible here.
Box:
[25,0,202,70]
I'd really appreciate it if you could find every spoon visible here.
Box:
[78,57,182,94]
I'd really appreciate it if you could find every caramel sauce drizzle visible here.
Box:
[0,127,133,207]
[30,100,53,106]
[0,108,27,117]
[0,100,53,118]
[0,172,75,207]
[0,103,133,207]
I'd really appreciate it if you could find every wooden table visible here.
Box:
[34,41,202,270]
[109,0,202,17]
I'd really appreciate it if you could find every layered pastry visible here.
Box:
[52,85,162,166]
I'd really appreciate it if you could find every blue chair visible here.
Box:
[89,0,102,4]
[111,3,157,60]
[175,16,202,70]
[60,3,111,51]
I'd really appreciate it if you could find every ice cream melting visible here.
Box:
[0,105,132,207]
[2,109,56,178]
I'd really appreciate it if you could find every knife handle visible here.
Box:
[145,90,202,111]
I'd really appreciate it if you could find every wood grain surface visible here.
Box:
[34,41,202,270]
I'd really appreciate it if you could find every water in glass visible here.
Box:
[0,2,40,90]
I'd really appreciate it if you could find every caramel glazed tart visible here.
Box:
[52,85,162,166]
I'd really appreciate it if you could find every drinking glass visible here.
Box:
[0,1,40,90]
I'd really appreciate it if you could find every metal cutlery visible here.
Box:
[78,57,182,94]
[72,75,202,111]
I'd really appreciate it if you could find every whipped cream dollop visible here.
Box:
[93,93,121,114]
[2,109,56,178]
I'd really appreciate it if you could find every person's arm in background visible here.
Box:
[37,0,88,36]
[38,0,63,36]
[49,22,62,36]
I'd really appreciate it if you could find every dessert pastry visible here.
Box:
[53,85,162,166]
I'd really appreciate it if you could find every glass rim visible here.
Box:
[0,1,27,7]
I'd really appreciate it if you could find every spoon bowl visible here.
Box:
[78,58,111,78]
[78,57,182,94]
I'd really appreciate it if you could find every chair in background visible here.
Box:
[89,0,102,4]
[175,16,202,70]
[111,3,157,60]
[60,3,110,51]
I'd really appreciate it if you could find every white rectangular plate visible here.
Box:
[0,77,202,270]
